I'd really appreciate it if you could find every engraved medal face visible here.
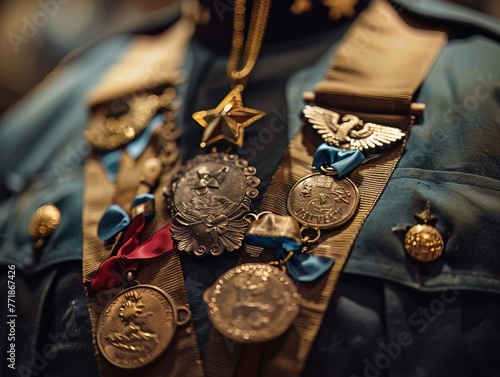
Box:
[170,152,260,256]
[97,285,177,369]
[203,263,300,343]
[287,173,359,229]
[404,224,444,262]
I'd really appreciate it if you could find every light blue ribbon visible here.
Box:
[97,114,164,239]
[97,204,130,241]
[101,150,121,182]
[312,143,365,177]
[245,235,302,253]
[97,194,156,241]
[130,193,156,219]
[284,250,335,282]
[126,114,164,159]
[245,234,335,282]
[100,114,164,182]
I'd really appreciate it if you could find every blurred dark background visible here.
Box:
[0,0,499,115]
[0,0,177,114]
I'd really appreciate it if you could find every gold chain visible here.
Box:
[192,0,271,147]
[226,0,272,88]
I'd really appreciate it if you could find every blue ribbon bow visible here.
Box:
[312,143,365,177]
[245,219,334,282]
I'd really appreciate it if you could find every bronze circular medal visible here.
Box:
[404,224,444,262]
[287,173,359,229]
[96,285,178,369]
[169,152,260,256]
[203,263,300,343]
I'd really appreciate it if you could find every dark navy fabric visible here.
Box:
[1,1,499,376]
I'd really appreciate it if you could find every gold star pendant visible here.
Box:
[192,85,265,148]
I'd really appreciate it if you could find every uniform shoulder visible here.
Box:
[395,0,500,40]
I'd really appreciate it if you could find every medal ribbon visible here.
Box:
[312,143,365,177]
[246,224,335,282]
[82,16,203,377]
[84,214,175,293]
[245,145,363,281]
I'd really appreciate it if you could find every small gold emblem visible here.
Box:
[28,204,61,249]
[403,202,445,262]
[404,224,444,262]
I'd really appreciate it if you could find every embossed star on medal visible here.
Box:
[167,0,271,257]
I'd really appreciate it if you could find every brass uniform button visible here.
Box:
[404,224,444,262]
[28,204,61,249]
[137,157,163,194]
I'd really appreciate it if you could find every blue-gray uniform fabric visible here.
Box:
[1,0,500,376]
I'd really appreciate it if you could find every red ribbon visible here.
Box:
[84,214,175,293]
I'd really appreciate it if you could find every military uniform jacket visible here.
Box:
[1,0,500,376]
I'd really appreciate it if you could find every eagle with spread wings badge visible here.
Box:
[303,105,406,153]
